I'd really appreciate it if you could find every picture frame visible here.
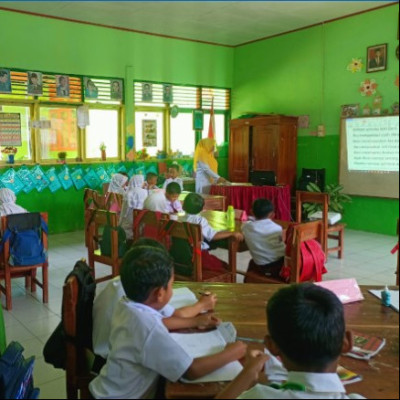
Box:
[341,104,359,118]
[192,109,204,130]
[27,71,43,96]
[163,84,173,103]
[367,43,387,73]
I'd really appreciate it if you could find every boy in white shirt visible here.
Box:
[163,164,183,191]
[165,182,183,214]
[93,238,221,360]
[143,172,159,193]
[241,198,285,281]
[90,244,246,399]
[216,283,364,399]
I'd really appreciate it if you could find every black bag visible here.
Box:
[99,212,128,258]
[43,260,96,369]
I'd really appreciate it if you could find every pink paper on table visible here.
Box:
[315,278,364,304]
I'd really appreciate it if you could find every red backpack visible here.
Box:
[280,223,327,282]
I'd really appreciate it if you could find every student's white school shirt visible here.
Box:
[181,213,217,250]
[90,298,193,399]
[238,372,365,399]
[163,177,183,191]
[241,219,285,265]
[92,277,175,359]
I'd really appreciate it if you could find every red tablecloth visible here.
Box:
[210,184,292,221]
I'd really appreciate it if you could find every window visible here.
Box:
[39,106,78,160]
[0,104,32,162]
[85,109,119,159]
[135,111,164,156]
[170,113,195,156]
[202,113,226,145]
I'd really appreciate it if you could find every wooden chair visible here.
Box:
[63,274,95,399]
[0,212,49,310]
[132,210,234,283]
[296,191,345,258]
[238,220,324,284]
[86,209,122,283]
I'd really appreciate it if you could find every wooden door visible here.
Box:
[276,120,297,190]
[251,125,278,172]
[228,123,250,182]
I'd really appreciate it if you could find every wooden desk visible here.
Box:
[179,192,226,211]
[166,282,399,399]
[201,210,290,276]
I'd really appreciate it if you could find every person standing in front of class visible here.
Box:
[241,198,285,282]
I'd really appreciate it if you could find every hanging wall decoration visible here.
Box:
[27,71,43,96]
[163,84,173,103]
[55,75,70,97]
[46,167,62,193]
[31,164,49,192]
[58,165,73,190]
[17,166,36,193]
[107,164,116,179]
[142,82,153,102]
[0,168,25,194]
[347,58,363,73]
[116,163,127,174]
[95,166,110,184]
[84,168,101,189]
[110,79,123,100]
[83,77,98,99]
[359,79,378,96]
[71,167,87,190]
[0,68,12,93]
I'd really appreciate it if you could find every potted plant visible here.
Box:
[1,146,18,164]
[303,182,352,217]
[99,142,106,161]
[57,151,67,164]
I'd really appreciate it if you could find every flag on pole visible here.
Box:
[208,97,215,139]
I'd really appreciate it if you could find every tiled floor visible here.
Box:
[1,229,397,398]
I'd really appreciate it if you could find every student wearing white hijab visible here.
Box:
[119,175,148,240]
[143,189,169,213]
[107,173,128,195]
[0,188,28,217]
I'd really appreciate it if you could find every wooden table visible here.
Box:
[179,192,226,211]
[201,210,290,278]
[166,282,399,399]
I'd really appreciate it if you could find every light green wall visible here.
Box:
[233,5,399,235]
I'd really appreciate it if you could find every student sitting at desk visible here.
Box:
[143,171,159,193]
[216,283,363,399]
[163,163,183,191]
[165,182,183,214]
[107,172,128,213]
[181,193,243,272]
[0,188,28,216]
[241,198,285,281]
[89,243,246,399]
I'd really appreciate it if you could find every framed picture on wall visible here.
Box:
[341,104,359,118]
[367,43,387,73]
[192,109,204,130]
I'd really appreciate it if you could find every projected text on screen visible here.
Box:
[346,116,399,172]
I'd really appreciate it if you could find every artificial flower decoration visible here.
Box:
[347,58,363,73]
[359,79,377,96]
[395,75,399,88]
[1,146,18,154]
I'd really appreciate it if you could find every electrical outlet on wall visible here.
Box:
[317,124,326,137]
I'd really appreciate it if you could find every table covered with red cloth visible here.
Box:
[210,184,291,221]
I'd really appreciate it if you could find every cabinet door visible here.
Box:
[251,125,279,172]
[276,123,297,189]
[229,124,250,182]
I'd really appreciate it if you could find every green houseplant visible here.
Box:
[303,182,352,217]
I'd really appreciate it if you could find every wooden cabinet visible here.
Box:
[228,115,298,191]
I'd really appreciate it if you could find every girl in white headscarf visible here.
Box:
[143,190,169,213]
[119,175,148,240]
[107,173,128,213]
[0,188,28,217]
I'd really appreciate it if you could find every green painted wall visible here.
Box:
[233,5,399,235]
[0,9,233,233]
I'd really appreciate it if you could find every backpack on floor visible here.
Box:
[0,213,48,266]
[0,341,40,399]
[280,223,327,282]
[43,259,96,369]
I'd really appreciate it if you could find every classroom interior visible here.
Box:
[0,2,399,399]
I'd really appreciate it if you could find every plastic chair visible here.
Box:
[295,191,345,258]
[0,212,49,311]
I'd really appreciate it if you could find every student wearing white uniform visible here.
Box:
[164,182,183,214]
[93,239,220,360]
[216,284,364,400]
[119,175,148,240]
[0,188,28,216]
[162,164,183,191]
[193,138,227,194]
[90,244,246,399]
[241,198,285,281]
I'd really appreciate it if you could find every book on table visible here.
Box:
[343,332,386,360]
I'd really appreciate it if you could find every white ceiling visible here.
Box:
[0,1,394,46]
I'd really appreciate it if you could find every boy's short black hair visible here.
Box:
[267,283,345,370]
[169,164,180,172]
[146,172,158,181]
[120,245,173,303]
[252,198,274,219]
[183,193,204,214]
[132,237,165,251]
[166,182,182,195]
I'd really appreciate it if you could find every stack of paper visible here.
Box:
[309,211,342,225]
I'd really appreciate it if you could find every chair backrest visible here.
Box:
[84,188,105,210]
[295,191,329,254]
[133,209,170,242]
[286,220,324,283]
[63,274,95,399]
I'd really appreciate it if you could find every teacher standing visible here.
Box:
[193,138,227,194]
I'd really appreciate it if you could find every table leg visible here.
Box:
[228,239,238,283]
